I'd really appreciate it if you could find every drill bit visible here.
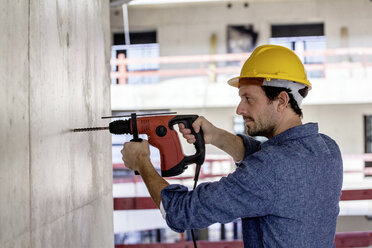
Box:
[72,126,109,132]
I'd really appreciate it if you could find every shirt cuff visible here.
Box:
[160,184,189,233]
[159,201,166,220]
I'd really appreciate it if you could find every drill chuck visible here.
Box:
[109,119,131,135]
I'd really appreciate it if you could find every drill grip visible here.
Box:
[170,115,205,166]
[163,115,205,177]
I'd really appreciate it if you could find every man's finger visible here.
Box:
[183,135,196,143]
[181,128,191,135]
[179,124,191,133]
[191,116,205,133]
[192,122,200,133]
[183,133,194,139]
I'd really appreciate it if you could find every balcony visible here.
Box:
[110,47,372,110]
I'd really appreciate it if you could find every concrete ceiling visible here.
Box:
[110,0,309,7]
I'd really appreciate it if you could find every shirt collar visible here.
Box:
[261,122,319,148]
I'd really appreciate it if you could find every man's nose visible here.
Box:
[236,101,245,115]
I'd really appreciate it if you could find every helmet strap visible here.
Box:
[262,79,307,106]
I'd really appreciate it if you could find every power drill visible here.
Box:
[74,113,205,248]
[73,113,205,178]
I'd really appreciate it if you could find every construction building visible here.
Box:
[1,0,372,247]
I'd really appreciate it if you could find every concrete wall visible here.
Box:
[336,216,372,233]
[0,1,113,247]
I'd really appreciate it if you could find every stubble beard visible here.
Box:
[243,101,278,138]
[245,116,276,138]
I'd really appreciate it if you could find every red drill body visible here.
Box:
[133,115,184,174]
[108,114,205,177]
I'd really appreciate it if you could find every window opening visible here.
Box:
[270,23,326,78]
[112,31,159,84]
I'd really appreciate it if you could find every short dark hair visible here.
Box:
[261,86,309,118]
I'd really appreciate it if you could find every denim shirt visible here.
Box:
[161,123,343,247]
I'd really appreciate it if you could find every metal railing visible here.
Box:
[113,155,372,248]
[113,154,372,184]
[114,233,372,248]
[110,48,372,84]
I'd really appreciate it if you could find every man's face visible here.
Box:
[236,84,278,138]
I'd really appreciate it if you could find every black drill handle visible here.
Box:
[169,115,206,167]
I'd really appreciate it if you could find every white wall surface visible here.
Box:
[0,1,114,247]
[110,0,372,109]
[302,103,372,154]
[111,0,372,54]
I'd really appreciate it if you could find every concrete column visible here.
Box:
[0,1,113,247]
[0,1,31,247]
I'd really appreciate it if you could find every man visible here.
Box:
[121,45,343,247]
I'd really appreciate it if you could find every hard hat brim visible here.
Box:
[228,76,312,89]
[227,77,240,88]
[227,76,265,88]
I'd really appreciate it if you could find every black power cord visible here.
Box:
[191,230,198,248]
[190,163,202,248]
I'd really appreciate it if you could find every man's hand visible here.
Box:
[121,140,151,172]
[178,116,217,145]
[179,115,245,162]
[121,139,169,208]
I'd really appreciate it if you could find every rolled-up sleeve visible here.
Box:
[237,134,261,159]
[161,150,277,233]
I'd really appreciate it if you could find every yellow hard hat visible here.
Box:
[228,45,311,89]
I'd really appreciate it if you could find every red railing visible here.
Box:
[335,231,372,248]
[113,153,372,184]
[341,189,372,201]
[114,189,372,211]
[110,48,372,84]
[113,157,233,184]
[114,232,372,248]
[113,190,372,247]
[115,241,243,248]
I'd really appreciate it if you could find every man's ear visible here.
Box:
[277,91,290,112]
